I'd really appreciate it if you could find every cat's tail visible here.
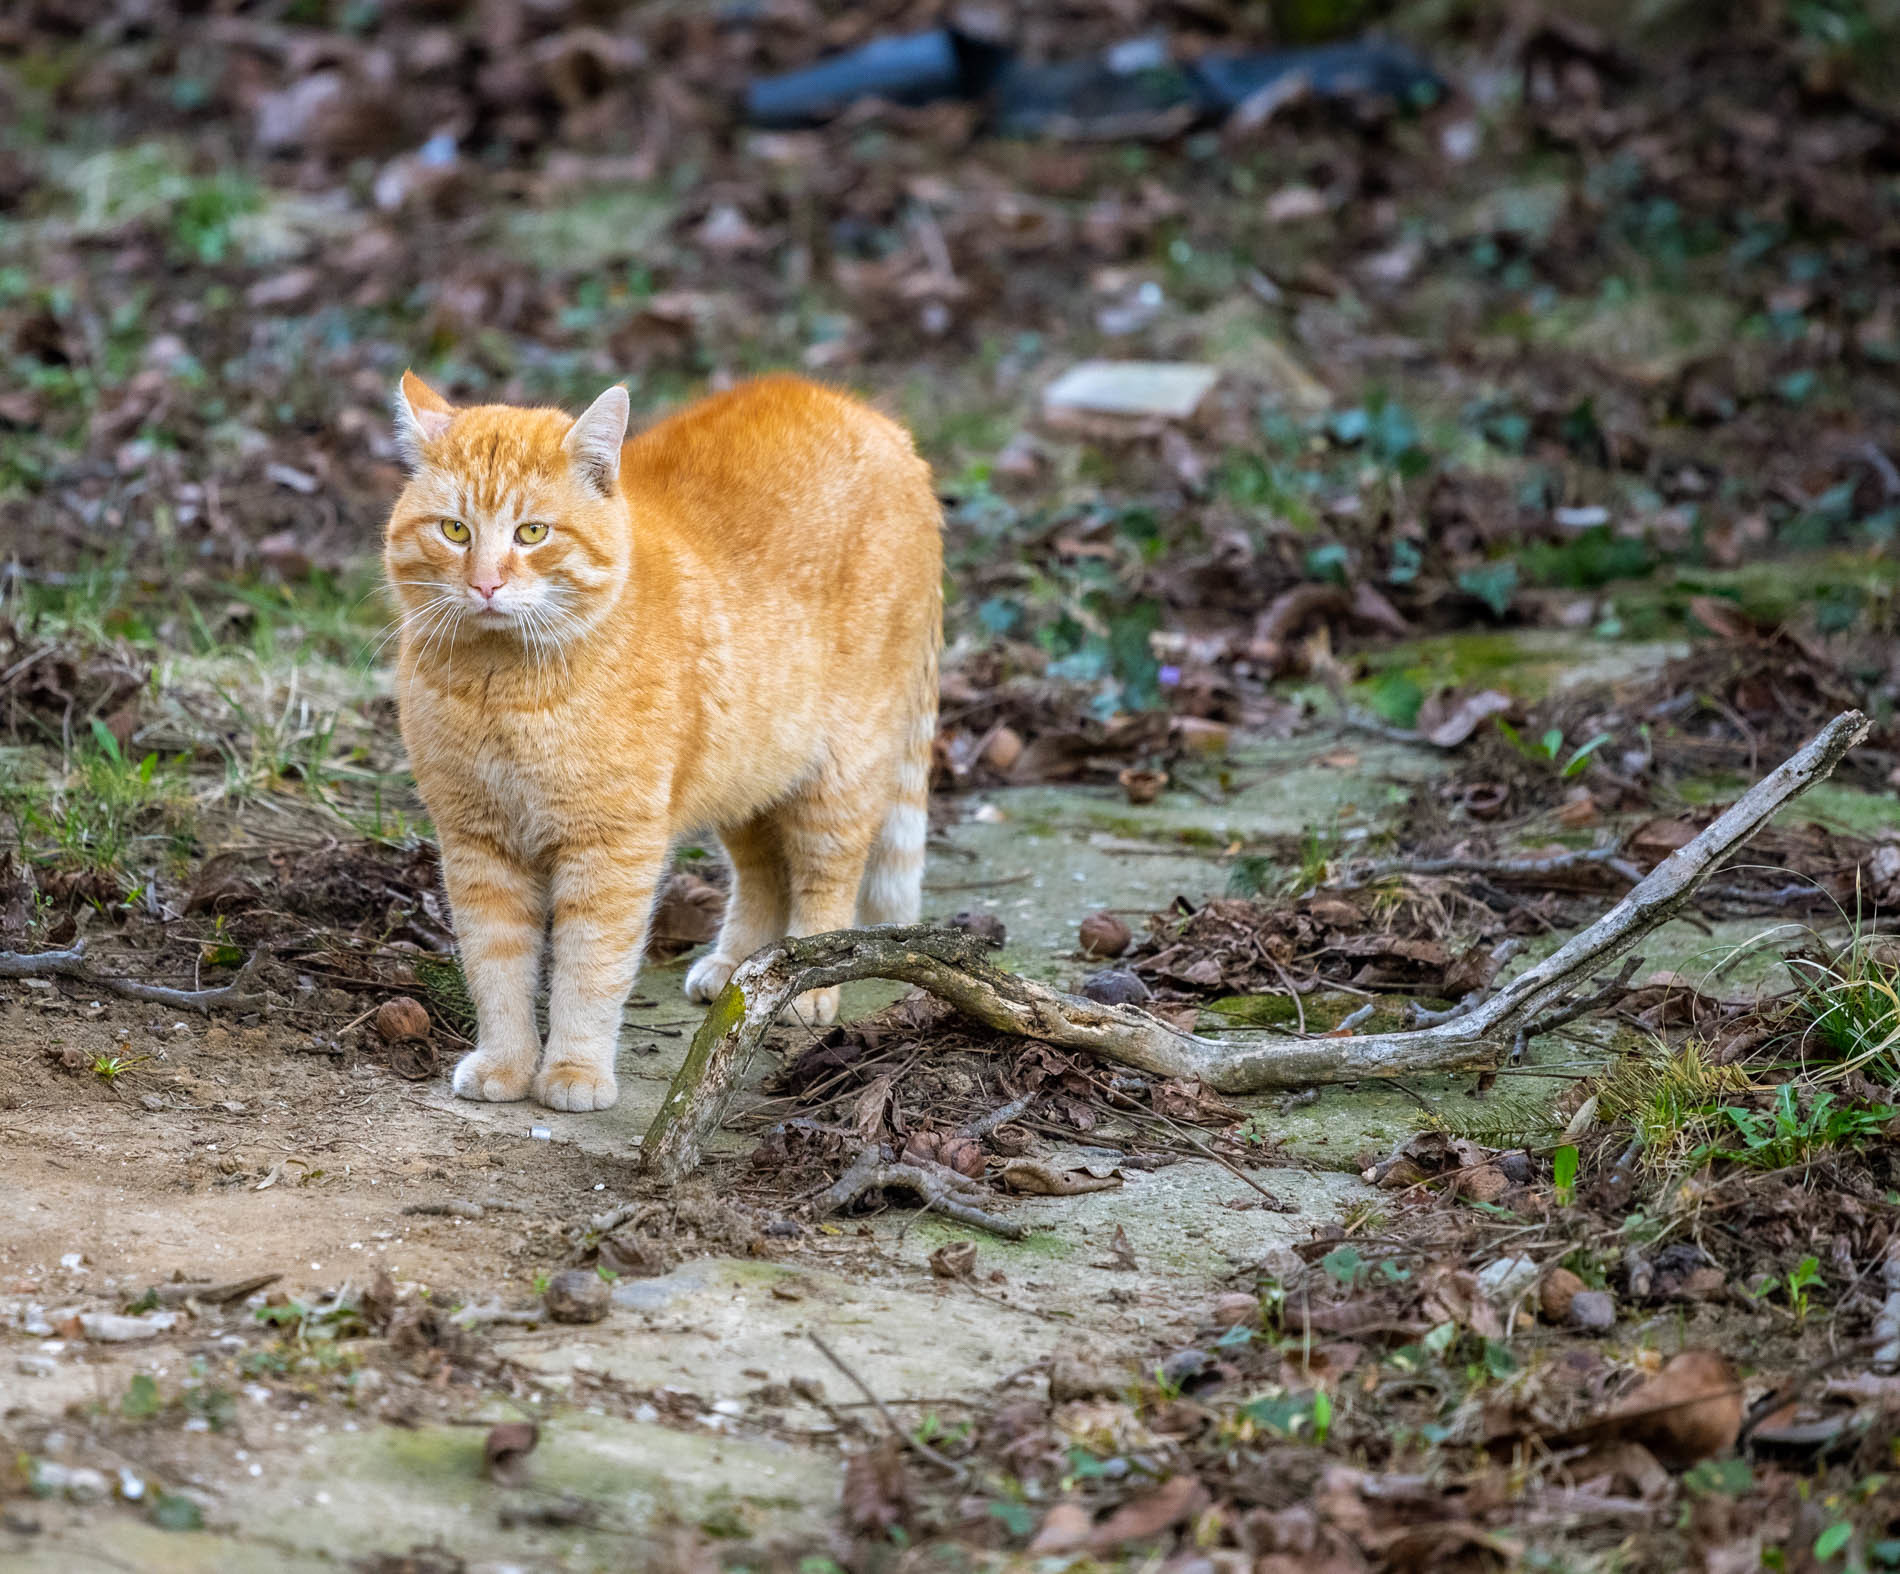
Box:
[858,626,938,927]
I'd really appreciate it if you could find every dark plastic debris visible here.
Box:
[745,27,1010,129]
[1189,41,1442,113]
[746,32,1442,138]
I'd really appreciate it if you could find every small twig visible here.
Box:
[1138,1111,1289,1211]
[1334,1002,1377,1034]
[1738,1337,1886,1444]
[955,1094,1036,1143]
[1264,952,1308,1037]
[0,939,266,1013]
[1520,956,1643,1038]
[151,1272,281,1307]
[817,1147,1026,1240]
[924,871,1032,894]
[1334,844,1646,891]
[451,1302,544,1329]
[806,1331,969,1481]
[401,1200,487,1220]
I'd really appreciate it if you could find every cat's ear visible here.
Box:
[393,370,455,471]
[563,385,630,497]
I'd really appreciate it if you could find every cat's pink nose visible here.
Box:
[472,575,503,600]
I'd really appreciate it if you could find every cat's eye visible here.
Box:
[440,519,470,544]
[515,522,550,545]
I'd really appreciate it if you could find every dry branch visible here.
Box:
[640,711,1869,1182]
[0,939,266,1013]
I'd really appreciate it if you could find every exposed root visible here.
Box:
[640,711,1869,1181]
[0,939,266,1013]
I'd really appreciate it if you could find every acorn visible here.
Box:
[374,996,432,1043]
[1078,911,1132,959]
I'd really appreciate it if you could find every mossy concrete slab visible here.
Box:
[498,1167,1365,1407]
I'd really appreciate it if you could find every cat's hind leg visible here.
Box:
[856,696,933,927]
[773,789,883,1028]
[684,813,789,1004]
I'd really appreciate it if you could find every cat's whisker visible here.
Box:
[366,599,449,666]
[404,597,461,671]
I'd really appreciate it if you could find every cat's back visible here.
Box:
[620,376,935,557]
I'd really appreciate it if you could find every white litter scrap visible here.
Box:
[1042,360,1219,421]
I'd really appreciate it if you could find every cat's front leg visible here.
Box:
[440,830,547,1102]
[534,827,666,1112]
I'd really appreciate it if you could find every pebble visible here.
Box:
[1158,1348,1207,1387]
[1568,1290,1617,1332]
[1477,1255,1539,1308]
[80,1310,180,1343]
[15,1354,57,1378]
[1539,1267,1584,1322]
[32,1462,109,1503]
[1081,968,1152,1007]
[543,1269,611,1324]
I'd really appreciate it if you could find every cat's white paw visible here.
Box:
[785,986,839,1029]
[683,952,737,1004]
[451,1048,535,1103]
[533,1060,618,1111]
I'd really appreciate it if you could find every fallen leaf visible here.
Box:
[1029,1500,1092,1553]
[929,1241,978,1279]
[1000,1160,1123,1196]
[1093,1224,1139,1271]
[842,1439,912,1533]
[1417,688,1513,749]
[1086,1473,1210,1549]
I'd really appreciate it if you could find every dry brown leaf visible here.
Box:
[1086,1473,1209,1549]
[1000,1160,1123,1196]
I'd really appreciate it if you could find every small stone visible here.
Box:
[1158,1348,1208,1388]
[1081,969,1152,1007]
[1048,1346,1124,1402]
[1477,1255,1539,1308]
[543,1269,610,1324]
[80,1310,179,1343]
[1211,1292,1257,1329]
[33,1463,109,1504]
[1568,1290,1616,1331]
[15,1354,56,1377]
[1539,1267,1584,1322]
[1078,912,1133,959]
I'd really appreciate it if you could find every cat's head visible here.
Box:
[382,372,631,655]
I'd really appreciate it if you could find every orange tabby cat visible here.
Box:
[383,372,941,1111]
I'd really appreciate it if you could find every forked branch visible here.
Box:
[641,711,1869,1182]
